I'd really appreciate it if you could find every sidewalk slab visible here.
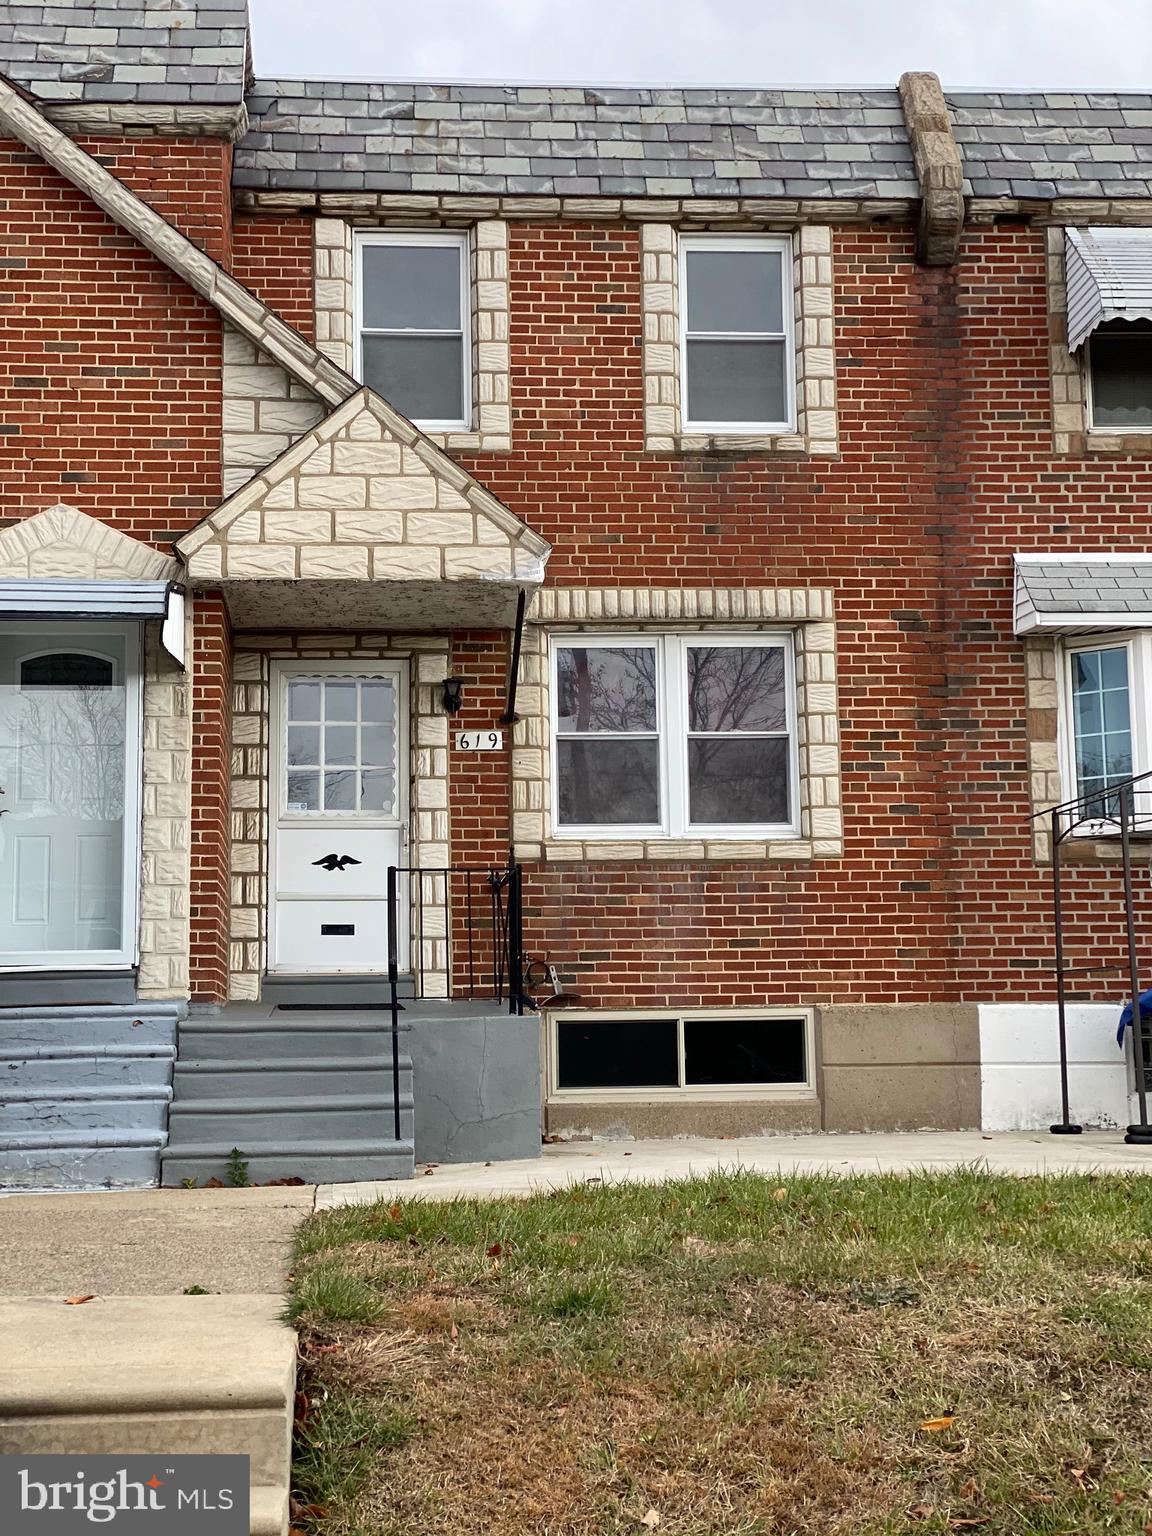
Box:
[0,1185,314,1296]
[316,1130,1152,1208]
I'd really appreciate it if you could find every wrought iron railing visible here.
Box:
[383,856,527,1141]
[1034,768,1152,1144]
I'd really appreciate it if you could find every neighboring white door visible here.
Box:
[0,623,142,970]
[269,661,408,974]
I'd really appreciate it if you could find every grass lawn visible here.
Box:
[287,1169,1152,1536]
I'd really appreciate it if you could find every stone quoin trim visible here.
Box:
[315,217,514,453]
[640,224,838,455]
[228,633,454,1001]
[511,586,842,862]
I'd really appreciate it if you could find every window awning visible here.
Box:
[1013,554,1152,634]
[0,579,186,666]
[1065,228,1152,352]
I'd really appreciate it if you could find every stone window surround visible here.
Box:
[512,586,842,863]
[314,217,512,453]
[1047,227,1152,457]
[642,223,839,456]
[228,632,454,1001]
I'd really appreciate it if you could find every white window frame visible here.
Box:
[548,1007,816,1102]
[678,232,796,436]
[1059,630,1152,831]
[549,631,800,841]
[353,229,472,432]
[0,620,143,972]
[1085,326,1152,434]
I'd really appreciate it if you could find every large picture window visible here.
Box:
[679,233,794,434]
[551,633,797,837]
[355,230,470,430]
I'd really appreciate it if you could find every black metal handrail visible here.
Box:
[1032,768,1152,1144]
[384,856,527,1141]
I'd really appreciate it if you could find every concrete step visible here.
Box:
[161,1139,414,1185]
[0,1005,182,1053]
[173,1057,409,1100]
[0,1295,296,1536]
[0,1137,166,1191]
[0,1045,175,1091]
[177,1020,406,1063]
[0,1086,170,1133]
[166,1096,412,1145]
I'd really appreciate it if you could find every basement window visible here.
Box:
[551,1010,814,1099]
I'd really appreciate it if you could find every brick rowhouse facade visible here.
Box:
[2,2,1151,1169]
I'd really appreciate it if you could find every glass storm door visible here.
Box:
[0,625,141,969]
[269,662,408,974]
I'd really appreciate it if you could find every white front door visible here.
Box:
[269,661,408,974]
[0,623,142,970]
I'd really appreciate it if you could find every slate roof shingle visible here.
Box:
[0,0,249,107]
[233,81,918,197]
[951,91,1152,199]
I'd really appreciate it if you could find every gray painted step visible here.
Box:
[1,1087,170,1134]
[260,973,415,1005]
[173,1057,408,1100]
[177,1021,407,1062]
[2,1049,174,1090]
[0,1005,182,1190]
[162,1141,414,1186]
[166,1096,412,1145]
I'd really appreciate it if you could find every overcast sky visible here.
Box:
[248,0,1152,90]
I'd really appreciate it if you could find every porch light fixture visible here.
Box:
[441,677,465,715]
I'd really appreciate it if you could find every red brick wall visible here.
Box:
[190,591,233,1002]
[0,136,223,545]
[77,137,233,266]
[231,213,316,337]
[447,222,956,1009]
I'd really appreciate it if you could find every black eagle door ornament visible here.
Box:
[312,853,363,872]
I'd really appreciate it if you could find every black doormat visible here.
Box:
[274,1003,400,1012]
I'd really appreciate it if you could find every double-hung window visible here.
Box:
[552,633,797,838]
[1087,320,1152,430]
[1064,634,1152,820]
[355,231,470,430]
[680,234,794,434]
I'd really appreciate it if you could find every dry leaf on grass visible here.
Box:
[920,1414,957,1432]
[64,1295,96,1305]
[640,1511,661,1529]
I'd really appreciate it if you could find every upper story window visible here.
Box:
[1087,320,1152,430]
[551,632,798,838]
[355,231,470,431]
[679,234,794,435]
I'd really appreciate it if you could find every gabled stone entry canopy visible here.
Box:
[177,389,550,629]
[0,505,177,582]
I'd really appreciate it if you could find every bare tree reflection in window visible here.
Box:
[16,653,125,821]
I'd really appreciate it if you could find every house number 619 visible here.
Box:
[456,730,504,751]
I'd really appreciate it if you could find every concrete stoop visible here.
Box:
[0,1294,296,1536]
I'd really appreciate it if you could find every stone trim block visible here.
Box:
[181,388,549,586]
[641,225,839,456]
[314,218,513,452]
[0,503,178,582]
[898,72,965,266]
[513,585,842,864]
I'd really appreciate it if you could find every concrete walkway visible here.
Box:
[0,1185,312,1296]
[316,1130,1152,1208]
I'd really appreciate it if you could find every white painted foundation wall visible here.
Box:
[979,1003,1131,1131]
